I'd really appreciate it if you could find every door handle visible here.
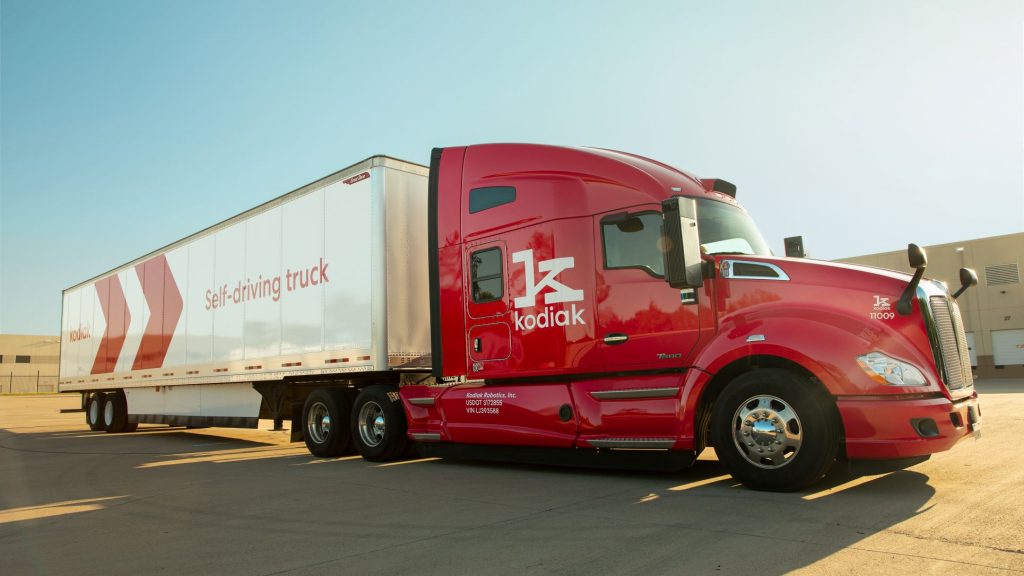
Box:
[473,337,482,353]
[603,333,629,345]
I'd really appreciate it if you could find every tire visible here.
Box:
[302,389,352,457]
[350,385,408,462]
[85,393,104,431]
[102,390,132,433]
[710,369,839,492]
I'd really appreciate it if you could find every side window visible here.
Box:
[470,247,503,303]
[469,186,516,214]
[602,213,665,277]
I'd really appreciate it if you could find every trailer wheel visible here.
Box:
[102,390,132,433]
[710,369,838,492]
[351,385,408,462]
[302,389,352,457]
[85,393,105,431]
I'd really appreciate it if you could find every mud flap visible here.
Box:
[290,401,304,443]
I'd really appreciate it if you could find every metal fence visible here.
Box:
[2,373,59,394]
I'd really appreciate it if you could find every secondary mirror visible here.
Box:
[908,243,928,270]
[953,267,978,299]
[897,243,928,316]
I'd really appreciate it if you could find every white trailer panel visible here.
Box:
[281,189,325,354]
[60,157,430,393]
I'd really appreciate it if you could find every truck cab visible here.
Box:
[402,143,980,491]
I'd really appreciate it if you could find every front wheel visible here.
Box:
[350,385,408,462]
[710,369,839,492]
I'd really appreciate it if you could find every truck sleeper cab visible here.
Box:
[62,144,979,492]
[404,143,979,491]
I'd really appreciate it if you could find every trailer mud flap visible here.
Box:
[290,400,304,443]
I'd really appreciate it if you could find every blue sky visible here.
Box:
[2,0,1022,335]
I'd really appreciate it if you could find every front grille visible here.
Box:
[928,296,973,391]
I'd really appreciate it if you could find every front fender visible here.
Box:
[697,301,942,396]
[678,302,943,445]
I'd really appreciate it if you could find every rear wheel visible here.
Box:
[711,369,839,492]
[102,390,133,433]
[302,389,352,457]
[351,385,408,462]
[85,393,104,431]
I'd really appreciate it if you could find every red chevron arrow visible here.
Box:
[132,255,183,370]
[91,275,130,374]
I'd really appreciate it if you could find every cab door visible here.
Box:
[436,234,576,448]
[464,240,512,369]
[594,206,703,371]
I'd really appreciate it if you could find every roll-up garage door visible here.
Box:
[992,329,1024,366]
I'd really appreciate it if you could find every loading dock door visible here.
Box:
[992,329,1024,366]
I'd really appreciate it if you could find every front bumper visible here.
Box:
[837,392,980,460]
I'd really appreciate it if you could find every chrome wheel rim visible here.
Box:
[732,395,803,469]
[358,401,386,448]
[306,401,331,444]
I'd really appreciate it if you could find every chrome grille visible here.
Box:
[929,296,973,391]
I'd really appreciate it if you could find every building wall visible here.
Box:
[0,334,61,393]
[837,232,1024,379]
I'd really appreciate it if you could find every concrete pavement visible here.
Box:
[1,380,1022,575]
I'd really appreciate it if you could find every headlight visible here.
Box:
[856,352,928,386]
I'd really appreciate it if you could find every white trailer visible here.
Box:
[59,156,431,456]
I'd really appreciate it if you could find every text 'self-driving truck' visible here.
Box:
[59,144,981,490]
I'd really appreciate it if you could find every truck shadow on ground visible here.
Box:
[0,425,280,457]
[1,425,942,575]
[414,457,939,575]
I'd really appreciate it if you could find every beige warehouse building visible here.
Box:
[0,334,61,393]
[838,232,1023,379]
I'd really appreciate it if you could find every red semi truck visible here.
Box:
[59,144,980,491]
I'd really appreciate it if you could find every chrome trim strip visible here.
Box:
[591,387,679,400]
[746,334,766,343]
[589,438,675,449]
[720,260,790,281]
[410,433,441,441]
[408,397,435,406]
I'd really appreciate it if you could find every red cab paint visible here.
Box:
[409,143,979,491]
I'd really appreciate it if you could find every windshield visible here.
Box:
[696,198,771,256]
